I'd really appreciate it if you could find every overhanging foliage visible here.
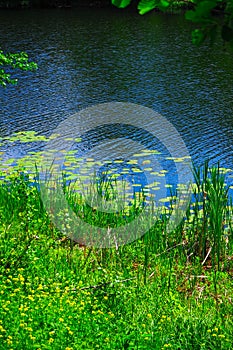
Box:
[112,0,233,47]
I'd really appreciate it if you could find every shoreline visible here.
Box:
[0,0,194,11]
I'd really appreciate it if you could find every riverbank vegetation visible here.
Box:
[0,50,37,86]
[112,0,233,47]
[0,160,233,349]
[1,2,232,348]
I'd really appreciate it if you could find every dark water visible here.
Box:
[0,8,233,183]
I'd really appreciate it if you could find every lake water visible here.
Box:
[0,8,233,195]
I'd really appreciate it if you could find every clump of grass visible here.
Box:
[184,161,232,270]
[0,161,232,349]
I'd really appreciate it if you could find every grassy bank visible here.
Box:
[0,162,233,349]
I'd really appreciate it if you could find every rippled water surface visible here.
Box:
[0,8,233,175]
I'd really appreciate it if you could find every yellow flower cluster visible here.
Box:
[207,327,225,338]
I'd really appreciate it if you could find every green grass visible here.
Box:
[0,162,233,349]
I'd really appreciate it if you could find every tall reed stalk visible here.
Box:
[190,161,230,270]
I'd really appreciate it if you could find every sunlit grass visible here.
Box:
[0,135,233,349]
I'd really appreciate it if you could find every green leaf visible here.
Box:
[195,0,217,16]
[186,1,217,23]
[138,0,158,15]
[191,29,206,45]
[158,0,170,10]
[0,49,37,87]
[111,0,132,8]
[185,10,199,22]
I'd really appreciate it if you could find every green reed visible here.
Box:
[0,162,233,349]
[186,161,232,270]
